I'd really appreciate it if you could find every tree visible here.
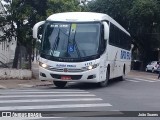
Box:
[1,0,80,69]
[0,0,48,69]
[46,0,80,16]
[128,0,160,63]
[88,0,160,66]
[88,0,133,29]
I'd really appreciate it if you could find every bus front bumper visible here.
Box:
[39,66,100,83]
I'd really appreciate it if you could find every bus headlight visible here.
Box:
[88,65,93,70]
[39,62,49,68]
[42,63,47,68]
[82,63,99,71]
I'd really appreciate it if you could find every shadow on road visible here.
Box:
[39,78,123,90]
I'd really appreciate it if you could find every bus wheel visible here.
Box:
[99,70,109,87]
[120,66,125,81]
[53,81,67,88]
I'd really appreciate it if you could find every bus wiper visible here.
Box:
[52,28,60,52]
[73,31,81,58]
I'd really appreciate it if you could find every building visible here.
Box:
[0,0,16,67]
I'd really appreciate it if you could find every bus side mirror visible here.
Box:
[131,44,134,50]
[33,21,45,39]
[102,22,109,40]
[38,34,42,40]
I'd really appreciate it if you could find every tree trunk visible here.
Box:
[12,44,20,68]
[29,48,32,70]
[19,46,22,69]
[12,20,21,69]
[27,41,32,70]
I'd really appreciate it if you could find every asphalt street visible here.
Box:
[0,77,160,120]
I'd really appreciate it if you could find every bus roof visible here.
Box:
[47,12,130,36]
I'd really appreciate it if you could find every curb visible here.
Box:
[18,84,35,88]
[0,82,54,89]
[0,85,6,89]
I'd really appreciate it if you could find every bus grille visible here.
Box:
[50,74,82,80]
[48,67,86,72]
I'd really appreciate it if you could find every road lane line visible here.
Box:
[0,98,102,103]
[148,79,160,82]
[0,94,96,98]
[0,103,112,110]
[125,79,140,82]
[1,91,90,94]
[125,78,157,82]
[134,78,156,82]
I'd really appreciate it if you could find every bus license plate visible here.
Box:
[61,76,71,80]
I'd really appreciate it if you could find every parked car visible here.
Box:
[145,61,159,73]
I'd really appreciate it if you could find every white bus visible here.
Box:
[33,12,132,88]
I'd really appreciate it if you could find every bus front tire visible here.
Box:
[53,81,67,88]
[99,71,109,87]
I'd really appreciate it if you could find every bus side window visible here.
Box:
[101,24,106,53]
[109,23,116,45]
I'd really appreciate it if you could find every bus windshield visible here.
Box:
[42,22,100,59]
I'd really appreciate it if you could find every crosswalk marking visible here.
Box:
[125,78,159,82]
[6,89,85,92]
[0,98,102,103]
[0,88,113,118]
[134,78,156,82]
[1,91,90,94]
[0,94,95,98]
[0,103,112,110]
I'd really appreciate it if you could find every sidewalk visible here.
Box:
[0,79,52,89]
[0,62,52,89]
[126,70,159,81]
[0,63,159,89]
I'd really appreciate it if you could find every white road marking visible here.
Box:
[134,78,156,82]
[0,94,96,98]
[125,79,140,82]
[1,91,90,94]
[0,103,112,110]
[0,98,102,103]
[149,79,160,81]
[125,78,158,82]
[3,89,85,92]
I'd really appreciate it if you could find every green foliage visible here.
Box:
[128,0,160,62]
[1,0,80,68]
[88,0,160,63]
[88,0,133,28]
[46,0,80,16]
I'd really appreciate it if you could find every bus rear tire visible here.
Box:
[119,75,125,81]
[53,81,67,88]
[120,66,125,81]
[99,70,109,87]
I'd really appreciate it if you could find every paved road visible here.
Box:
[0,77,160,120]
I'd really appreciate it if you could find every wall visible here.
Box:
[0,69,32,79]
